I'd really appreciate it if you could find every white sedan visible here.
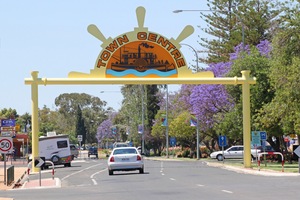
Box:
[210,145,260,161]
[107,147,144,175]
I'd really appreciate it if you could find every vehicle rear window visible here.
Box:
[57,140,68,148]
[113,148,137,155]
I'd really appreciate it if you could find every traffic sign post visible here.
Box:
[77,135,83,157]
[293,146,300,173]
[251,131,261,147]
[218,135,227,147]
[218,136,227,164]
[0,137,13,154]
[0,137,13,185]
[170,137,176,147]
[34,157,46,186]
[170,137,176,158]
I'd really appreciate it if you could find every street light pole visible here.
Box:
[180,43,199,72]
[174,9,245,49]
[141,85,145,155]
[166,85,169,158]
[180,43,201,160]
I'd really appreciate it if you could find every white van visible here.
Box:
[39,134,72,167]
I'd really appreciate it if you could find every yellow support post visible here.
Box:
[242,71,252,168]
[31,71,40,172]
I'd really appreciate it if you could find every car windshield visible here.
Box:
[113,148,137,155]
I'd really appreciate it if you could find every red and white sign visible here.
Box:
[0,137,13,153]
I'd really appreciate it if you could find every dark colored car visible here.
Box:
[88,146,98,158]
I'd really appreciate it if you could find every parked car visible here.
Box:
[70,144,79,159]
[210,145,261,161]
[107,147,144,175]
[113,142,129,149]
[88,146,98,158]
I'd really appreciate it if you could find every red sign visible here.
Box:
[0,137,13,153]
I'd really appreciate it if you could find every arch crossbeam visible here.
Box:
[25,70,256,172]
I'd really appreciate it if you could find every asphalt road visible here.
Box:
[2,158,300,200]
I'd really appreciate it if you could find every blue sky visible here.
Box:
[0,0,209,115]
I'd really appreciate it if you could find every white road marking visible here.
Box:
[170,178,176,181]
[222,190,233,194]
[61,163,103,181]
[90,169,107,185]
[197,184,204,187]
[91,179,97,185]
[160,161,164,175]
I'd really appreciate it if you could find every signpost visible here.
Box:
[170,137,176,147]
[293,146,300,173]
[0,137,13,185]
[169,137,176,158]
[77,135,83,157]
[218,135,227,164]
[251,131,261,147]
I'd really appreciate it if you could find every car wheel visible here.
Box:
[108,169,113,175]
[139,168,144,174]
[217,154,224,161]
[51,155,60,164]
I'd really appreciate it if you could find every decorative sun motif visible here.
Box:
[68,6,214,79]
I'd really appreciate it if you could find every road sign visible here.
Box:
[34,157,45,168]
[77,135,83,142]
[251,131,261,146]
[1,119,16,127]
[170,137,176,146]
[0,137,13,153]
[294,146,300,158]
[260,131,267,140]
[218,135,227,147]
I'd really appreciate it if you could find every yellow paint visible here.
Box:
[242,71,252,168]
[30,71,40,172]
[24,6,257,169]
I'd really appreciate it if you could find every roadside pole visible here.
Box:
[4,154,6,185]
[293,146,300,173]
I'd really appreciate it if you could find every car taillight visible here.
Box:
[137,155,142,161]
[110,156,115,162]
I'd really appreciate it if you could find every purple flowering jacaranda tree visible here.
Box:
[96,119,113,146]
[189,61,234,131]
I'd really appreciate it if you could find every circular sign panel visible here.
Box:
[0,137,13,153]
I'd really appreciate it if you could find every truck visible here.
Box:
[38,134,73,168]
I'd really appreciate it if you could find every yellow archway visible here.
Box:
[25,6,256,172]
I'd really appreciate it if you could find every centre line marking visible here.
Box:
[222,190,233,194]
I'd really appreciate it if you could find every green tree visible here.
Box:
[169,111,198,156]
[55,93,108,144]
[199,0,284,64]
[0,108,18,119]
[256,3,300,147]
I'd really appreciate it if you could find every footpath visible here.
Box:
[0,158,28,191]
